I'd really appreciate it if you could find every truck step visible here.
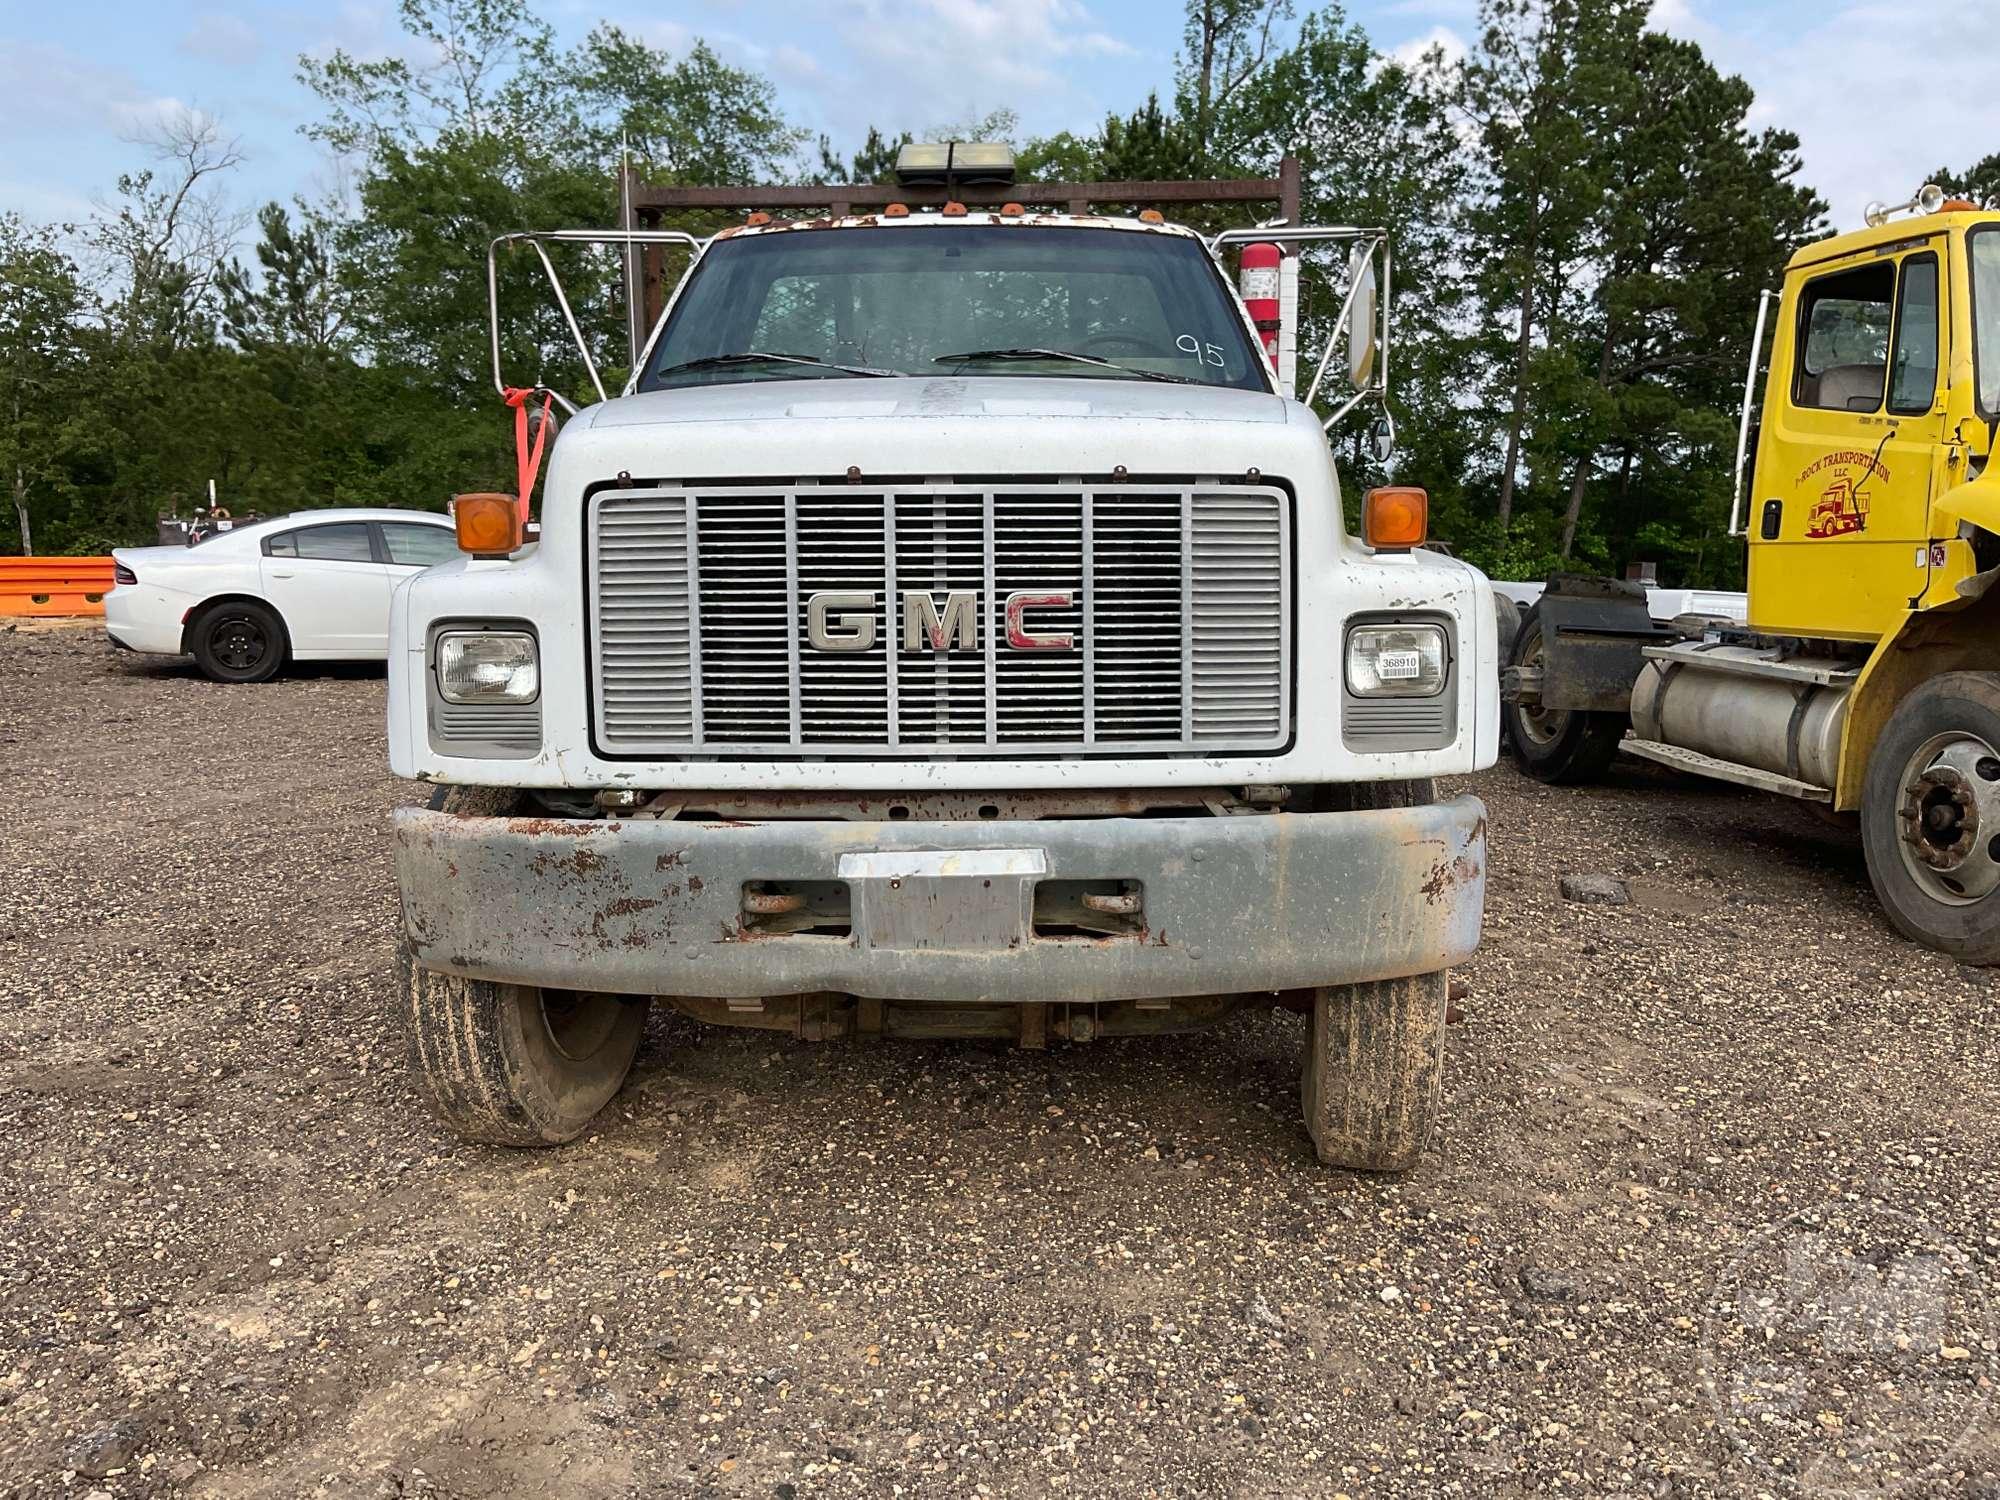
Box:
[1639,641,1859,688]
[1619,737,1834,802]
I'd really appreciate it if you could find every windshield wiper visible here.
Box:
[653,350,897,379]
[931,347,1198,385]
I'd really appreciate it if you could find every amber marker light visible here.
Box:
[1363,486,1428,550]
[453,493,524,557]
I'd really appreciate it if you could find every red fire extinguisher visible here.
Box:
[1239,242,1281,370]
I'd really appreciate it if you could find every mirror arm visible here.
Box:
[488,229,705,406]
[1321,387,1372,432]
[1729,287,1777,537]
[1379,237,1392,408]
[1304,237,1380,410]
[526,236,610,405]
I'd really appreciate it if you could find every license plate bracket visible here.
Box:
[836,847,1047,952]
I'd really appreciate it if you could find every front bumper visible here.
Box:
[392,797,1487,1003]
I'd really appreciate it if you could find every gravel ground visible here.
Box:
[4,619,2000,1499]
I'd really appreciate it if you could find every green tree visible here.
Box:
[814,126,913,186]
[1459,0,1649,534]
[1179,0,1295,170]
[0,216,90,554]
[1930,154,2000,209]
[555,27,804,185]
[1212,9,1470,484]
[1543,33,1823,572]
[218,202,350,354]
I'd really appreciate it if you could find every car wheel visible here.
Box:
[1301,971,1448,1172]
[398,943,651,1147]
[190,600,286,684]
[400,784,653,1145]
[1861,671,2000,963]
[1502,604,1626,784]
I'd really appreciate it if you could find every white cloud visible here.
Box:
[1655,0,2000,234]
[0,41,161,138]
[1388,23,1468,74]
[817,0,1137,142]
[772,43,824,81]
[0,177,96,227]
[625,19,699,54]
[179,11,263,68]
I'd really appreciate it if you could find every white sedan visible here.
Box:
[106,508,460,683]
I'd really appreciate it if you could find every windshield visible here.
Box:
[1973,227,2000,416]
[637,224,1268,393]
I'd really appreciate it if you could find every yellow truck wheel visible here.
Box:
[1862,671,2000,963]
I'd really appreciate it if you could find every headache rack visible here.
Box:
[486,156,1395,441]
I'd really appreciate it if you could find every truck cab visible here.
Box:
[1503,187,2000,963]
[387,154,1497,1170]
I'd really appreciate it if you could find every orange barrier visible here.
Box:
[0,556,116,617]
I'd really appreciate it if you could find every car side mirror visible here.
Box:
[1370,415,1395,464]
[1345,248,1379,391]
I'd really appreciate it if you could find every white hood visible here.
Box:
[553,376,1322,490]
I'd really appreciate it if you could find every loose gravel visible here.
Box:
[3,620,1999,1498]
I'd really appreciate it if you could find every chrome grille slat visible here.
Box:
[590,483,1288,757]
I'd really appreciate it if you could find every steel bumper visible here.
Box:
[391,797,1487,1003]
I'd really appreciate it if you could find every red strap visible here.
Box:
[502,387,554,522]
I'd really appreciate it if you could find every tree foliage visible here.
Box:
[5,0,1847,588]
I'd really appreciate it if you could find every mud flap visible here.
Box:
[1529,573,1675,713]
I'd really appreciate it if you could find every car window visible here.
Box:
[642,225,1267,392]
[274,523,375,563]
[381,522,459,566]
[1795,260,1894,412]
[1888,254,1940,415]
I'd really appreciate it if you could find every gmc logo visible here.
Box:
[807,590,1075,652]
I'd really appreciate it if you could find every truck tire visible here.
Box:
[1502,604,1625,784]
[400,785,651,1144]
[1861,671,2000,964]
[398,948,650,1146]
[1302,970,1448,1172]
[189,599,286,684]
[1293,777,1436,812]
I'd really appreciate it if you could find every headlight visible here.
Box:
[1346,622,1447,697]
[437,631,539,703]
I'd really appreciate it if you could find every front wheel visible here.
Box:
[399,945,650,1146]
[401,782,650,1143]
[1301,971,1448,1172]
[1862,672,2000,963]
[1501,604,1626,784]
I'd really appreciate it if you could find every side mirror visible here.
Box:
[1370,414,1395,464]
[1345,247,1379,390]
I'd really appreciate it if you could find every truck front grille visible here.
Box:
[587,482,1290,757]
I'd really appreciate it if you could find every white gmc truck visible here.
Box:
[386,161,1497,1171]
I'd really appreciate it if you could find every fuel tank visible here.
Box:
[1630,646,1848,788]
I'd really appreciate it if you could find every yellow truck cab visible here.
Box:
[1502,187,2000,962]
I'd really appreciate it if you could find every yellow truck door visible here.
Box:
[1749,239,1946,640]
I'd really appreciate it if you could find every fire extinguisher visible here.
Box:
[1238,242,1282,370]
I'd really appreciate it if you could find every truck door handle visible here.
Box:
[1760,499,1783,540]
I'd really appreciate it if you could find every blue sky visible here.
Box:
[1,0,1990,241]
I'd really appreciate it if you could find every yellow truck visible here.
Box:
[1502,185,2000,962]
